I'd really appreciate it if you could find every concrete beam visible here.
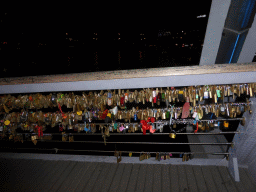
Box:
[199,0,232,65]
[237,13,256,63]
[0,63,256,94]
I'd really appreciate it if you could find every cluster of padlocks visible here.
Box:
[0,83,254,145]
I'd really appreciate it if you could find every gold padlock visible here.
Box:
[186,153,189,161]
[162,110,166,120]
[224,121,229,128]
[241,117,246,126]
[198,122,202,131]
[182,154,186,162]
[139,153,145,161]
[236,106,241,115]
[248,104,252,114]
[201,122,206,132]
[169,131,176,139]
[205,122,209,132]
[156,152,159,160]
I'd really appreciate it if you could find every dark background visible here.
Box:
[0,1,212,78]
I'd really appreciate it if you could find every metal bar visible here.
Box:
[37,140,232,145]
[0,147,230,155]
[16,132,240,136]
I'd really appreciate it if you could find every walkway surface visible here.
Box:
[0,153,256,192]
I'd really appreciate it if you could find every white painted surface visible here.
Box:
[0,71,256,94]
[200,0,232,65]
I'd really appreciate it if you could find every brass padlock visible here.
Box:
[162,110,166,120]
[209,122,214,129]
[69,135,74,142]
[248,104,252,114]
[182,154,186,162]
[139,153,145,161]
[241,117,246,126]
[156,152,159,160]
[186,153,189,161]
[215,106,219,117]
[169,131,176,139]
[134,124,138,132]
[223,121,229,129]
[205,122,209,132]
[117,151,122,163]
[201,122,206,132]
[198,122,202,131]
[236,105,241,115]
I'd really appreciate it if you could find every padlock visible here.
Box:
[214,121,219,129]
[139,153,145,161]
[156,152,159,160]
[209,122,214,129]
[159,125,163,133]
[241,117,246,126]
[117,151,122,163]
[51,93,57,105]
[169,131,176,139]
[182,154,186,162]
[223,121,229,129]
[200,122,205,132]
[249,105,252,114]
[186,153,189,161]
[205,122,209,132]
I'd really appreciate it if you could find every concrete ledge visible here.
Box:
[0,152,233,166]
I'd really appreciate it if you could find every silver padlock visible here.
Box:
[214,121,219,128]
[220,105,225,112]
[152,123,156,130]
[160,125,163,133]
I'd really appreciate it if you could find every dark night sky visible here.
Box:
[0,1,213,78]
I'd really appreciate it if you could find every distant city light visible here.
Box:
[197,15,206,18]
